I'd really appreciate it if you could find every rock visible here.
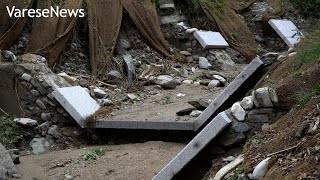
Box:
[2,50,17,61]
[240,96,254,110]
[98,99,114,106]
[176,107,196,116]
[8,152,19,164]
[209,50,238,71]
[219,132,246,147]
[187,99,209,110]
[223,156,236,162]
[193,55,199,61]
[180,51,192,56]
[182,80,193,85]
[0,143,16,179]
[58,72,77,84]
[186,56,193,63]
[231,102,246,121]
[248,157,271,180]
[199,79,211,86]
[127,93,138,100]
[255,35,266,43]
[175,79,182,85]
[48,125,60,138]
[65,174,73,180]
[154,75,176,89]
[268,88,278,104]
[118,39,131,50]
[199,57,213,70]
[36,99,46,110]
[262,123,270,130]
[30,89,40,97]
[106,70,123,85]
[94,88,107,99]
[185,28,198,35]
[231,122,250,133]
[213,75,227,85]
[252,87,273,107]
[123,54,136,83]
[38,122,50,136]
[40,113,51,121]
[14,118,38,126]
[190,110,202,117]
[29,137,51,155]
[177,93,185,98]
[21,73,32,81]
[208,80,220,89]
[204,70,227,80]
[247,108,275,123]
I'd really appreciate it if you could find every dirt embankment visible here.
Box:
[243,33,320,179]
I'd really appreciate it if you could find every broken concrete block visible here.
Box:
[268,19,303,47]
[194,31,229,49]
[160,14,187,25]
[153,112,231,180]
[52,86,100,128]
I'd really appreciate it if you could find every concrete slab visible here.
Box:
[160,14,187,25]
[52,86,100,128]
[193,57,264,130]
[95,120,194,130]
[194,31,229,49]
[268,19,303,47]
[153,112,231,180]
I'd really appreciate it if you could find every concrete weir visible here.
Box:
[95,57,264,131]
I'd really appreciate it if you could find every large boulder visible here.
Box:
[0,143,16,179]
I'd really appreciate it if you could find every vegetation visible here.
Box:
[290,0,320,17]
[0,116,19,146]
[297,85,320,106]
[79,148,106,161]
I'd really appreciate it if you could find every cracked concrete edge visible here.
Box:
[152,112,232,180]
[94,119,195,130]
[193,57,264,131]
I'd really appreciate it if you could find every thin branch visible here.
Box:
[267,141,302,157]
[0,107,9,116]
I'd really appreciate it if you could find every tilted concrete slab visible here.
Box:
[268,19,303,47]
[153,112,231,180]
[193,57,264,130]
[95,120,194,130]
[52,86,100,128]
[194,31,229,49]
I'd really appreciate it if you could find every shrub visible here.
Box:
[0,116,19,145]
[290,0,320,17]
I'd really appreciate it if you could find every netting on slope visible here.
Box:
[200,0,258,62]
[25,0,83,67]
[0,0,33,49]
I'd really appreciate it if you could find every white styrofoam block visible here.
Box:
[268,19,303,47]
[52,86,100,128]
[194,31,229,49]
